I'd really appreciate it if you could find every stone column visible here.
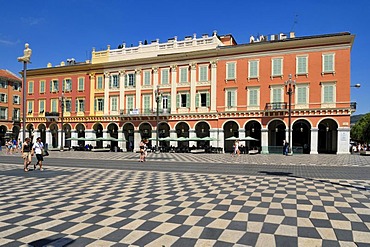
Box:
[119,70,125,113]
[170,129,177,148]
[337,127,350,154]
[89,73,95,116]
[218,129,225,153]
[261,128,269,154]
[189,129,196,147]
[210,61,217,112]
[135,69,141,111]
[103,72,110,114]
[171,65,177,114]
[190,63,196,112]
[71,130,78,147]
[134,130,141,152]
[310,128,318,154]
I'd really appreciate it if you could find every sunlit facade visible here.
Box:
[24,31,355,154]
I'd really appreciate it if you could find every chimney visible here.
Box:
[289,32,295,38]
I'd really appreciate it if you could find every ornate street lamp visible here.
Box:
[17,43,32,142]
[59,92,65,151]
[285,74,296,155]
[155,85,161,153]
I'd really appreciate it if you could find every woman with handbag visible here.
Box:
[32,137,45,171]
[21,138,32,172]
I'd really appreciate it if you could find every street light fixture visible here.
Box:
[59,92,65,151]
[17,43,32,142]
[285,74,296,156]
[155,85,161,153]
[351,84,361,88]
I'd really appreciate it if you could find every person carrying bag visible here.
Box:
[32,137,45,171]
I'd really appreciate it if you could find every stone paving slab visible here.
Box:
[0,163,369,246]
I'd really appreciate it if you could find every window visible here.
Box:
[0,107,7,120]
[322,83,335,103]
[63,79,72,92]
[0,93,7,103]
[40,80,45,93]
[177,93,189,108]
[78,78,84,91]
[248,60,259,79]
[51,99,58,112]
[199,66,208,82]
[13,83,21,91]
[296,86,308,104]
[296,56,308,75]
[65,99,71,112]
[95,98,104,111]
[125,73,136,87]
[226,89,236,108]
[97,76,103,89]
[196,92,210,107]
[143,94,151,113]
[127,95,134,111]
[272,58,283,77]
[162,95,170,110]
[248,88,259,106]
[110,75,119,89]
[39,100,45,113]
[143,71,151,85]
[27,101,33,113]
[0,80,7,89]
[226,62,236,80]
[179,67,188,83]
[13,95,20,104]
[50,80,58,92]
[13,108,20,120]
[323,53,335,73]
[28,81,34,94]
[76,99,85,112]
[161,69,169,85]
[111,97,118,112]
[271,87,283,109]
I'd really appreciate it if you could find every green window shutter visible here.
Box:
[125,75,128,87]
[231,91,236,107]
[297,87,306,104]
[250,61,257,77]
[62,80,65,91]
[273,88,281,102]
[298,57,307,74]
[94,99,97,111]
[324,54,334,72]
[50,81,52,92]
[206,92,210,107]
[227,63,235,79]
[75,99,78,112]
[176,94,180,108]
[324,85,334,103]
[195,93,199,108]
[168,95,171,110]
[186,93,190,108]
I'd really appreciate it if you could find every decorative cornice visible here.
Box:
[170,64,177,72]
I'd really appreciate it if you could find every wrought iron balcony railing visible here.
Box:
[120,108,171,116]
[350,102,357,111]
[265,102,288,111]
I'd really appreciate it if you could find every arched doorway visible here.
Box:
[175,122,190,151]
[292,120,311,154]
[245,120,262,152]
[318,119,338,154]
[223,121,239,153]
[49,123,58,148]
[0,125,7,146]
[64,124,71,148]
[158,122,170,151]
[268,119,286,153]
[123,123,134,152]
[38,124,46,144]
[139,123,152,140]
[195,122,210,148]
[107,123,119,151]
[76,124,85,147]
[93,123,104,148]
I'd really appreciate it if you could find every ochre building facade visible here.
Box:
[23,31,356,154]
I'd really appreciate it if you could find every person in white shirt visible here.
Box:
[32,137,44,171]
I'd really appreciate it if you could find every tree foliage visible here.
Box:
[351,113,370,143]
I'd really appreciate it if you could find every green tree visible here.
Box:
[351,113,370,143]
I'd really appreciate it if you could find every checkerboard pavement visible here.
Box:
[0,162,369,246]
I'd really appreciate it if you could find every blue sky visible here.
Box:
[1,0,368,114]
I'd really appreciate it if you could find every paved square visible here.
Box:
[0,160,369,246]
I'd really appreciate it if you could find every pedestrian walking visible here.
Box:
[21,138,32,172]
[232,140,240,157]
[32,137,45,171]
[139,139,146,162]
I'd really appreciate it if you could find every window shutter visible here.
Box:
[94,99,97,111]
[4,94,7,103]
[195,93,199,108]
[75,99,78,112]
[227,63,235,79]
[186,93,190,108]
[206,92,210,107]
[176,94,180,108]
[125,75,128,87]
[231,91,236,107]
[50,81,53,92]
[168,95,171,110]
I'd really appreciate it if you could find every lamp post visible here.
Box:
[155,85,161,153]
[285,74,296,155]
[59,92,65,151]
[17,43,32,142]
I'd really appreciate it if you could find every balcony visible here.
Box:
[45,112,59,121]
[120,108,171,117]
[265,102,288,111]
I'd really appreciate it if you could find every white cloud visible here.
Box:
[21,17,44,26]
